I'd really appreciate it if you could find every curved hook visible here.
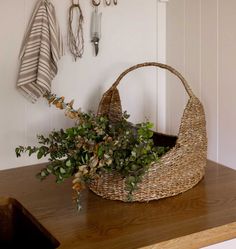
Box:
[113,0,118,5]
[105,0,111,6]
[92,0,101,6]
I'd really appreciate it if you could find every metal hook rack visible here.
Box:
[90,0,118,57]
[92,0,118,7]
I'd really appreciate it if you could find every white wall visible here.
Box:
[166,1,236,248]
[0,0,158,170]
[4,0,236,172]
[166,0,236,170]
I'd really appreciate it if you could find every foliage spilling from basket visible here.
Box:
[15,93,170,207]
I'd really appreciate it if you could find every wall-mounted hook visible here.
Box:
[105,0,111,6]
[72,0,80,5]
[92,0,101,6]
[93,0,118,7]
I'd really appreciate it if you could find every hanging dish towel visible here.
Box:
[17,0,63,103]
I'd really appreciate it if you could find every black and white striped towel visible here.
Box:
[17,0,63,103]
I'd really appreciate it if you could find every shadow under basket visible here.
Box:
[89,62,207,202]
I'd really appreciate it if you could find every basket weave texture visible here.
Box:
[89,62,207,202]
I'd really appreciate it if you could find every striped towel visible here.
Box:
[17,0,63,103]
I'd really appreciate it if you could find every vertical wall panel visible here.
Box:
[185,0,201,98]
[0,0,28,167]
[166,0,186,135]
[218,0,236,168]
[167,0,236,246]
[167,0,236,170]
[201,0,218,162]
[157,1,167,133]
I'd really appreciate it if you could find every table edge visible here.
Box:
[139,222,236,249]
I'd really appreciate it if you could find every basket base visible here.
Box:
[89,167,205,203]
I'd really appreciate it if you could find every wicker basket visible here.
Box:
[89,62,207,202]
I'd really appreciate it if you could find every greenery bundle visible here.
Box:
[15,93,169,208]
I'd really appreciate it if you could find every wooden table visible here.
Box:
[0,161,236,249]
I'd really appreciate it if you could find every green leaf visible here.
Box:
[14,105,170,202]
[66,160,72,167]
[81,156,85,164]
[98,146,103,158]
[15,148,20,157]
[37,150,43,159]
[127,176,136,183]
[60,168,66,174]
[40,171,46,177]
[131,164,138,171]
[46,168,52,174]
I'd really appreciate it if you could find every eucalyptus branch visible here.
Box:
[44,91,81,120]
[16,93,170,205]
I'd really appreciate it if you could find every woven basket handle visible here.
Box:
[97,62,195,121]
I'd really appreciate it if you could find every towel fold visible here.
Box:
[17,0,63,103]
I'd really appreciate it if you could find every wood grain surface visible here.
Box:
[0,161,236,249]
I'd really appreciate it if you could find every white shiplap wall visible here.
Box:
[0,0,158,170]
[166,0,236,170]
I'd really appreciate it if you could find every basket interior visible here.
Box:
[131,124,178,149]
[152,132,178,149]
